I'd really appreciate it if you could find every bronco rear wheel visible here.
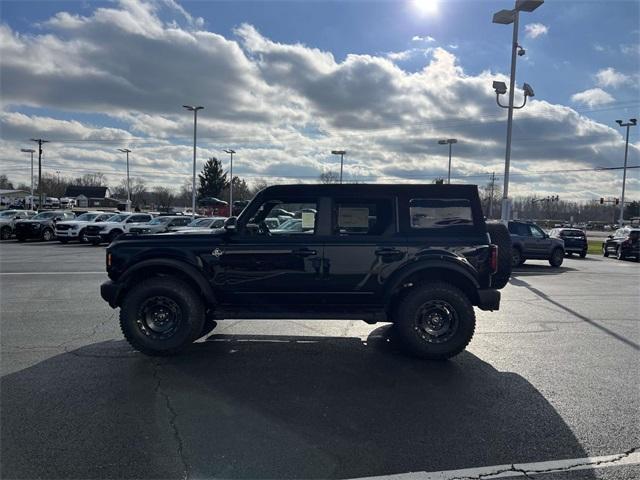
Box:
[119,277,205,356]
[393,282,475,360]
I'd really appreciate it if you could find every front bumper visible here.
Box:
[100,280,122,308]
[56,230,80,238]
[477,289,500,311]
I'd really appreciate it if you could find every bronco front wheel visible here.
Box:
[393,282,475,360]
[119,277,205,356]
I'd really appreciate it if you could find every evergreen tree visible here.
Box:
[198,157,228,199]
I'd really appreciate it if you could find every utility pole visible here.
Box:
[438,139,458,184]
[224,149,236,215]
[488,171,496,218]
[615,118,637,226]
[183,105,204,219]
[30,139,49,209]
[20,148,35,209]
[117,148,132,211]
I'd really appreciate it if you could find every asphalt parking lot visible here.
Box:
[1,240,638,479]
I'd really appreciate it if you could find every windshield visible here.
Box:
[148,217,172,225]
[75,213,99,221]
[32,212,57,220]
[106,214,129,222]
[187,218,211,227]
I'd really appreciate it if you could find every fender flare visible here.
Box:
[118,257,216,306]
[383,257,480,305]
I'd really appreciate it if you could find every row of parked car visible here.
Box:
[507,220,639,265]
[0,208,307,245]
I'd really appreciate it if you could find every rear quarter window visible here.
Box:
[405,198,482,236]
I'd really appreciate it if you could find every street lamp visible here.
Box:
[224,149,236,214]
[183,105,204,218]
[615,118,637,226]
[437,139,458,184]
[492,0,543,222]
[20,148,35,209]
[331,150,346,183]
[117,148,132,211]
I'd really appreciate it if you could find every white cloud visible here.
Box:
[448,44,459,50]
[386,48,433,62]
[411,35,435,43]
[620,43,640,56]
[595,67,631,88]
[571,88,615,107]
[524,23,549,39]
[0,0,637,202]
[593,44,605,52]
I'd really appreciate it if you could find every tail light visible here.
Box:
[106,252,112,268]
[490,245,498,274]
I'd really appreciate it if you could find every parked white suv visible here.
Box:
[84,213,153,245]
[55,211,114,243]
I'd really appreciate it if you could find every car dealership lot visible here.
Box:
[1,241,638,479]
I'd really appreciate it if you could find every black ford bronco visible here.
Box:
[101,184,512,359]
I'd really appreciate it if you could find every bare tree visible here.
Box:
[319,170,340,184]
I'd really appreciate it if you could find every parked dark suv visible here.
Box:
[508,220,565,267]
[101,184,512,360]
[602,227,640,261]
[549,228,588,258]
[14,210,76,241]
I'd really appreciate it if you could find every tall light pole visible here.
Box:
[331,150,346,183]
[224,149,236,215]
[20,148,35,209]
[492,0,544,221]
[117,148,132,211]
[183,105,204,218]
[438,139,457,184]
[615,118,637,226]
[30,138,49,209]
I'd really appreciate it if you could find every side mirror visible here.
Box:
[224,217,237,231]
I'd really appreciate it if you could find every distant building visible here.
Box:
[64,186,120,208]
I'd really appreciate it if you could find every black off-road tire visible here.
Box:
[0,226,11,240]
[119,277,205,356]
[602,244,609,257]
[549,248,564,267]
[486,223,512,289]
[393,282,476,360]
[579,250,587,258]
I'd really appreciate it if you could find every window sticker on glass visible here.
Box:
[301,211,315,229]
[338,207,369,228]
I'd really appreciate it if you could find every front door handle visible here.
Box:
[292,248,317,257]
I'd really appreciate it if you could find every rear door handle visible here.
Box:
[292,248,317,257]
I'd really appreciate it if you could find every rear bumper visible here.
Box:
[477,289,501,311]
[100,280,122,308]
[564,244,587,253]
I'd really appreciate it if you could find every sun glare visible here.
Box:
[412,0,439,16]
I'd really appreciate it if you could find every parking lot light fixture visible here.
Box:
[224,149,236,214]
[438,139,457,184]
[117,148,132,211]
[20,148,36,208]
[615,118,637,226]
[331,150,347,184]
[492,0,544,222]
[183,105,204,218]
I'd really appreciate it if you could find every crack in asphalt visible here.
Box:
[450,447,638,479]
[152,360,190,480]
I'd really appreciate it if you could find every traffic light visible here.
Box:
[600,198,604,204]
[615,198,619,205]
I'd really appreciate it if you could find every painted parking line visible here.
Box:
[0,272,104,275]
[356,450,639,479]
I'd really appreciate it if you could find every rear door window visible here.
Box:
[332,198,394,236]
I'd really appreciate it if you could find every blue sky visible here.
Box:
[1,0,639,200]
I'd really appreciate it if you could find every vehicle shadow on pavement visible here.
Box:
[509,277,640,351]
[511,264,577,276]
[1,328,597,480]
